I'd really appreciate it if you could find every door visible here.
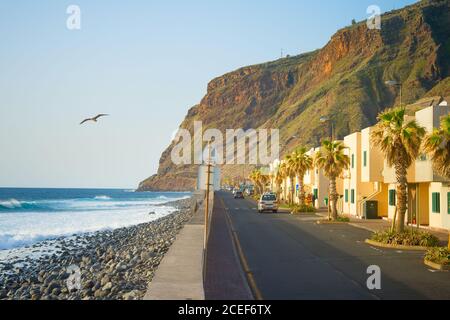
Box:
[408,184,418,225]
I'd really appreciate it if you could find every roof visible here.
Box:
[405,96,444,115]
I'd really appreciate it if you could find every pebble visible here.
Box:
[0,198,195,300]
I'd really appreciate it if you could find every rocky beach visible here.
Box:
[0,197,196,300]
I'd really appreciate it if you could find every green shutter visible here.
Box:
[389,190,396,206]
[448,193,450,214]
[351,154,355,168]
[313,188,318,199]
[351,189,355,204]
[345,189,349,203]
[432,193,440,213]
[363,151,367,167]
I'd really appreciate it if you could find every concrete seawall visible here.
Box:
[144,192,206,300]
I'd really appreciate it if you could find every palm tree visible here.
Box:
[315,140,350,220]
[249,169,262,195]
[371,107,425,232]
[260,173,270,194]
[423,115,450,179]
[284,154,297,205]
[423,114,450,250]
[274,162,286,202]
[290,147,313,206]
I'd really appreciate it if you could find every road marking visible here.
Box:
[221,200,264,301]
[370,246,383,252]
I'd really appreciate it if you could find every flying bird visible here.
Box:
[80,114,109,125]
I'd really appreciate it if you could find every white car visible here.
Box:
[258,193,278,213]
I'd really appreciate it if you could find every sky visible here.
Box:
[0,0,418,189]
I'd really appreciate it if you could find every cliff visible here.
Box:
[138,0,450,191]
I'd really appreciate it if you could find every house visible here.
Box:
[266,96,450,230]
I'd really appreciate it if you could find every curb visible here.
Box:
[316,220,348,225]
[364,239,430,251]
[424,259,450,271]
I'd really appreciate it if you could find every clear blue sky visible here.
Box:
[0,0,417,188]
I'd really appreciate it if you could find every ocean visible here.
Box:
[0,188,191,250]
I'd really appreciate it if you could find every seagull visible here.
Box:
[80,114,109,125]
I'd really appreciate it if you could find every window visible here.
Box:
[363,151,367,167]
[262,194,276,201]
[351,154,355,168]
[389,190,396,206]
[345,189,349,203]
[432,192,440,213]
[313,188,318,199]
[448,193,450,214]
[351,189,355,204]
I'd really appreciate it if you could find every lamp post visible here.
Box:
[385,80,403,109]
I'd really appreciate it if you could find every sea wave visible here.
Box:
[0,205,177,250]
[94,195,111,200]
[0,199,54,211]
[0,199,22,209]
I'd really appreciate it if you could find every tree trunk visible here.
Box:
[290,176,295,205]
[330,177,338,220]
[394,161,408,233]
[276,182,281,203]
[298,178,305,206]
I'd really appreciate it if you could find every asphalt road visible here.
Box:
[218,191,450,300]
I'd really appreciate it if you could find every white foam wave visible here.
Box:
[0,205,177,250]
[0,199,22,209]
[94,195,111,200]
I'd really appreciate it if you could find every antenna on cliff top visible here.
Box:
[281,48,284,59]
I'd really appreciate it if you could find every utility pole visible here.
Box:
[204,142,212,250]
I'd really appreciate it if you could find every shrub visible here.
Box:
[323,216,350,222]
[371,229,439,247]
[291,205,316,214]
[336,216,350,222]
[425,247,450,265]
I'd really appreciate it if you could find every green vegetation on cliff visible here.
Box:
[139,0,450,191]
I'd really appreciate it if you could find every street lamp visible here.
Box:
[385,80,403,109]
[319,116,335,142]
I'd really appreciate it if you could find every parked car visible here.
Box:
[234,191,245,199]
[258,193,278,213]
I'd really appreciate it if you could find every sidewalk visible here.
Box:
[316,211,449,246]
[203,196,253,300]
[144,192,205,300]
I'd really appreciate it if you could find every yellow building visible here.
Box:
[270,148,335,209]
[305,148,330,209]
[342,131,389,218]
[380,100,449,230]
[268,96,449,230]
